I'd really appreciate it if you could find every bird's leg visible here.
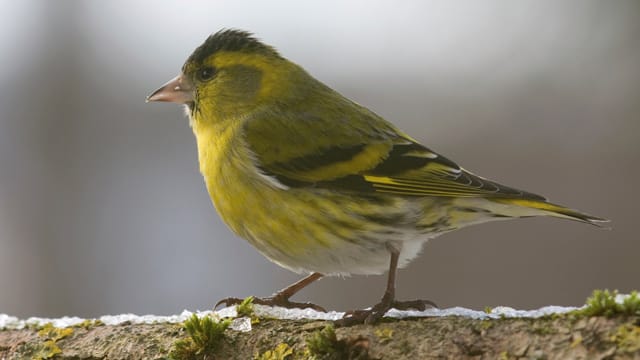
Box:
[215,272,326,312]
[336,246,437,326]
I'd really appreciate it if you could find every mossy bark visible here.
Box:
[1,315,639,359]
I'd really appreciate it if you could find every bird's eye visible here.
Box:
[197,67,216,82]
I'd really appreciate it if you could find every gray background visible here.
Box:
[0,0,638,318]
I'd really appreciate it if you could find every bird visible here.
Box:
[147,29,608,325]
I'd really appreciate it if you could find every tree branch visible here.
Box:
[1,313,639,359]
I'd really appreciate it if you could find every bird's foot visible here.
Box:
[215,294,326,312]
[335,294,437,326]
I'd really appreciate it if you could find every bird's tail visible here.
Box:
[491,198,610,228]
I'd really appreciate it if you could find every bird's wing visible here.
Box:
[243,108,545,200]
[359,140,546,200]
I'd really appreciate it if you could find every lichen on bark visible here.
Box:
[2,313,639,359]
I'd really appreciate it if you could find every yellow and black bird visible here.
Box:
[147,29,608,325]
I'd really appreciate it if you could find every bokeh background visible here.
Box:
[1,0,638,319]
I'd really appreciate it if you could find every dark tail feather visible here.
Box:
[492,198,610,229]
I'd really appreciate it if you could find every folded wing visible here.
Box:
[245,115,545,201]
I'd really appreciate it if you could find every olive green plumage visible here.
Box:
[148,29,608,322]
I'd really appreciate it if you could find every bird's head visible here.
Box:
[147,29,301,122]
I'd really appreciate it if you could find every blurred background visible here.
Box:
[0,0,638,319]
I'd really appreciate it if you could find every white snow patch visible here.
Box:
[6,293,638,331]
[384,305,581,320]
[0,304,582,331]
[253,305,344,321]
[230,317,252,332]
[0,314,87,329]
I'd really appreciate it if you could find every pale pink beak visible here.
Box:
[146,74,194,104]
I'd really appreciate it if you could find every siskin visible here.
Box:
[147,29,608,325]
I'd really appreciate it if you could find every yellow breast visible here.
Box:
[193,120,252,235]
[189,117,422,275]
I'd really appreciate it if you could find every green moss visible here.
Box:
[373,328,393,343]
[169,314,231,360]
[37,323,74,341]
[306,325,342,359]
[72,319,104,329]
[305,325,352,360]
[254,343,294,360]
[236,296,263,325]
[576,289,640,317]
[305,325,371,360]
[621,291,640,315]
[16,340,62,360]
[237,296,255,318]
[612,324,640,354]
[479,320,494,331]
[17,323,75,359]
[38,341,60,359]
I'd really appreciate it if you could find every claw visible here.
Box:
[336,298,437,327]
[214,273,325,312]
[214,297,244,310]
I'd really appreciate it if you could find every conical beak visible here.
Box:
[146,74,194,104]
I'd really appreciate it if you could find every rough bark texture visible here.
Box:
[1,315,639,359]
